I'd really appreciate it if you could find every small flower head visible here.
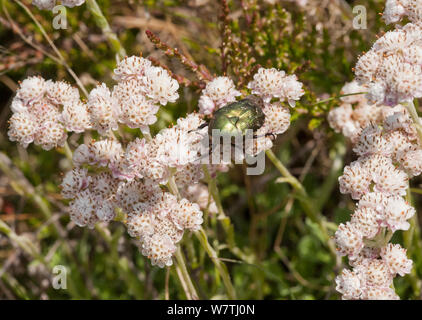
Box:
[140,234,177,268]
[335,269,364,300]
[380,243,413,276]
[142,66,179,105]
[247,67,304,105]
[7,111,38,148]
[335,222,364,258]
[113,56,152,82]
[16,76,46,105]
[60,168,91,199]
[338,161,371,200]
[87,83,120,135]
[381,196,415,231]
[198,77,241,115]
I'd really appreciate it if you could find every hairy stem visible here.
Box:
[85,0,127,59]
[265,149,338,258]
[195,228,237,299]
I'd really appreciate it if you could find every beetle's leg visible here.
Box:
[188,122,208,133]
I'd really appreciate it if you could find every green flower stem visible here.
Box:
[202,165,252,263]
[63,141,74,162]
[404,190,422,297]
[265,149,337,257]
[404,100,422,143]
[11,0,89,96]
[195,228,237,300]
[86,0,127,59]
[168,170,237,299]
[174,246,199,300]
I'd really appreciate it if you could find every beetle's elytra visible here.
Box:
[208,95,266,137]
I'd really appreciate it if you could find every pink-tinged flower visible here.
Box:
[60,168,91,199]
[364,259,393,287]
[335,222,364,258]
[139,234,177,268]
[115,179,159,213]
[397,149,422,177]
[380,243,413,276]
[247,67,304,105]
[198,77,241,115]
[353,125,392,157]
[364,286,400,300]
[372,166,408,197]
[262,102,291,135]
[68,189,99,229]
[32,0,56,10]
[338,161,371,200]
[335,268,364,300]
[61,101,92,133]
[7,111,38,148]
[87,83,120,135]
[173,198,203,231]
[381,196,415,231]
[46,80,80,106]
[113,79,160,129]
[351,207,380,239]
[357,192,389,213]
[16,76,46,105]
[141,66,179,105]
[113,56,152,82]
[34,120,67,151]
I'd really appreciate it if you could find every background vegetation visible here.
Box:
[0,0,420,299]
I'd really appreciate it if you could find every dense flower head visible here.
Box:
[198,77,241,115]
[87,83,120,135]
[380,243,413,276]
[354,23,422,105]
[141,66,179,105]
[247,67,304,106]
[32,0,85,9]
[335,222,364,258]
[113,56,152,82]
[113,79,160,129]
[338,161,371,200]
[383,0,422,24]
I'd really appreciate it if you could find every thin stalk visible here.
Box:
[12,0,88,96]
[265,149,338,257]
[311,92,368,107]
[174,246,198,300]
[168,170,237,298]
[404,100,422,143]
[202,165,252,263]
[195,228,237,299]
[86,0,127,59]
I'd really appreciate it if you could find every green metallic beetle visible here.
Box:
[206,95,266,137]
[195,95,273,160]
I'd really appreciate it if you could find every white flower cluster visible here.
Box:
[330,88,420,299]
[198,69,303,155]
[6,57,223,267]
[247,68,303,154]
[32,0,85,10]
[8,57,178,149]
[264,0,308,7]
[90,56,178,135]
[383,0,422,25]
[247,67,304,107]
[8,76,89,150]
[354,22,422,106]
[63,115,221,267]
